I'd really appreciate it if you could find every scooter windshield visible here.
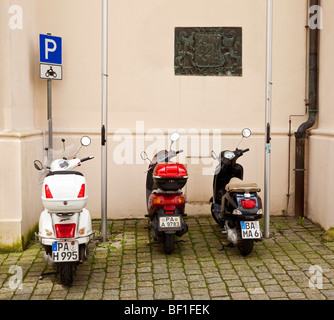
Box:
[42,118,76,168]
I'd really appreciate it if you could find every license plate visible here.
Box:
[52,241,79,262]
[159,216,182,230]
[240,221,261,239]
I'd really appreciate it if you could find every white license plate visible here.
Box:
[159,216,181,229]
[52,241,79,262]
[240,221,261,239]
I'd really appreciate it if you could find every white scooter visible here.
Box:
[34,128,95,286]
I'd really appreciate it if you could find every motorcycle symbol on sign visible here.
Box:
[45,66,57,78]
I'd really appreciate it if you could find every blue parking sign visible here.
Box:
[39,34,62,65]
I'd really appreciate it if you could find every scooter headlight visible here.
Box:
[224,151,235,160]
[232,209,242,215]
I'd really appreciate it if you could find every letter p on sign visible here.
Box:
[39,34,62,65]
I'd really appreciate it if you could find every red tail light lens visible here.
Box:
[240,199,256,209]
[164,205,176,213]
[55,223,76,238]
[45,184,53,199]
[77,184,85,198]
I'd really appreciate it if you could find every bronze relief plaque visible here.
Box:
[175,27,242,76]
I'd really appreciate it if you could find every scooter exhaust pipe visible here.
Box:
[227,228,238,245]
[43,251,55,266]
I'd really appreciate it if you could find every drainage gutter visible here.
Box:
[294,0,319,217]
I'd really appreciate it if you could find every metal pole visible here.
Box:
[264,0,273,238]
[101,0,108,242]
[47,78,53,161]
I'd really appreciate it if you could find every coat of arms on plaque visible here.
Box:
[175,27,242,76]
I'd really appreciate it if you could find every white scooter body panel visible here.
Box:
[42,173,87,213]
[38,208,93,246]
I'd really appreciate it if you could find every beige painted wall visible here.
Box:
[0,0,42,248]
[4,0,332,249]
[307,0,334,230]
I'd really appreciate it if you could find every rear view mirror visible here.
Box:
[140,151,148,161]
[170,132,180,142]
[34,160,43,171]
[81,136,91,146]
[170,132,180,150]
[73,136,91,158]
[211,150,218,160]
[242,128,251,138]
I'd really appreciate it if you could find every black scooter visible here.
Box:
[210,128,263,256]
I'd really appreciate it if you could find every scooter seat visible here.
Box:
[225,178,261,193]
[152,188,182,194]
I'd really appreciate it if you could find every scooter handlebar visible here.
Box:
[242,148,250,153]
[175,150,183,155]
[80,156,94,163]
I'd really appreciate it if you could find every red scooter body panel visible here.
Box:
[148,193,185,215]
[153,163,187,178]
[153,163,188,191]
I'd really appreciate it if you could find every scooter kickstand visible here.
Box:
[219,242,234,251]
[39,271,56,280]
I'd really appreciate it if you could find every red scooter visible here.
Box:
[140,133,188,254]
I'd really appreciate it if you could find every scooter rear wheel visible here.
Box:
[237,239,254,256]
[58,262,75,286]
[163,233,175,255]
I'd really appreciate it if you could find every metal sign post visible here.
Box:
[47,79,53,158]
[264,0,273,238]
[101,0,108,242]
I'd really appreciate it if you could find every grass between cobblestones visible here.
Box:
[1,216,334,300]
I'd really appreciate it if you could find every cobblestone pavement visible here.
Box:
[1,216,334,300]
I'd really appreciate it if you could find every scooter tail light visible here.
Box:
[45,184,53,199]
[77,184,85,198]
[164,205,176,214]
[153,196,164,205]
[174,196,185,204]
[55,223,76,238]
[240,199,256,209]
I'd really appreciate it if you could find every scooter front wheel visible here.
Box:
[58,262,75,286]
[163,233,175,255]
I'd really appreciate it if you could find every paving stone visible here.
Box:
[154,291,173,300]
[230,292,250,300]
[120,290,137,299]
[66,292,85,300]
[225,279,243,287]
[267,291,287,299]
[228,286,246,293]
[174,293,192,300]
[287,292,307,300]
[249,293,270,300]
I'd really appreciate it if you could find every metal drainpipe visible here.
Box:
[294,0,319,218]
